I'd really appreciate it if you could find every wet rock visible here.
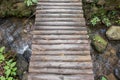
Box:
[106,73,117,80]
[92,34,108,52]
[23,49,31,63]
[0,19,32,79]
[106,26,120,40]
[114,68,120,79]
[16,54,28,79]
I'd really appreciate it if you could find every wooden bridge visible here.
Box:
[28,0,94,80]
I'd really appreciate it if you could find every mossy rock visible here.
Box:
[92,34,108,53]
[0,0,35,17]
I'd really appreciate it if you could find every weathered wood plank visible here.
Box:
[32,39,89,44]
[33,35,89,40]
[28,74,94,80]
[32,44,90,50]
[29,61,93,69]
[29,68,93,75]
[30,55,92,62]
[32,50,90,55]
[32,30,87,35]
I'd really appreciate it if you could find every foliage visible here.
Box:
[24,0,38,6]
[102,17,111,27]
[115,19,120,25]
[0,47,17,80]
[90,16,100,26]
[101,76,107,80]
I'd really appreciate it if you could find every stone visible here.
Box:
[92,34,108,53]
[106,73,117,80]
[104,45,118,65]
[106,26,120,40]
[0,0,35,17]
[16,54,28,79]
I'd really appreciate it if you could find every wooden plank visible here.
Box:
[29,68,93,74]
[30,55,92,62]
[29,61,93,69]
[32,50,90,55]
[36,6,83,9]
[29,74,94,80]
[36,10,83,14]
[38,0,82,2]
[37,3,82,6]
[32,44,90,50]
[32,30,87,35]
[32,39,89,44]
[33,35,88,40]
[35,17,85,22]
[35,26,87,30]
[35,21,85,26]
[36,14,84,18]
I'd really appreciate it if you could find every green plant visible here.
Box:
[24,0,38,6]
[101,76,107,80]
[0,47,17,80]
[90,16,101,26]
[116,19,120,24]
[102,17,111,27]
[0,47,5,63]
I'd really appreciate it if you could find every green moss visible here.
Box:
[92,35,108,52]
[93,35,107,45]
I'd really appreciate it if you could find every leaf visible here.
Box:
[8,59,13,63]
[32,0,38,3]
[7,77,13,80]
[11,72,16,76]
[4,66,9,70]
[0,76,6,80]
[0,55,5,61]
[101,76,107,80]
[12,67,17,72]
[5,69,11,77]
[0,47,5,53]
[10,62,16,68]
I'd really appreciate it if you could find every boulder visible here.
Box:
[92,34,108,52]
[106,26,120,40]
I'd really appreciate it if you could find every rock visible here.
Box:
[103,45,118,66]
[106,26,120,40]
[105,73,117,80]
[114,68,120,80]
[16,54,28,79]
[0,0,35,17]
[92,34,108,52]
[23,49,31,63]
[97,0,105,6]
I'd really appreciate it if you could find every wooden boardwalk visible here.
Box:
[28,0,94,80]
